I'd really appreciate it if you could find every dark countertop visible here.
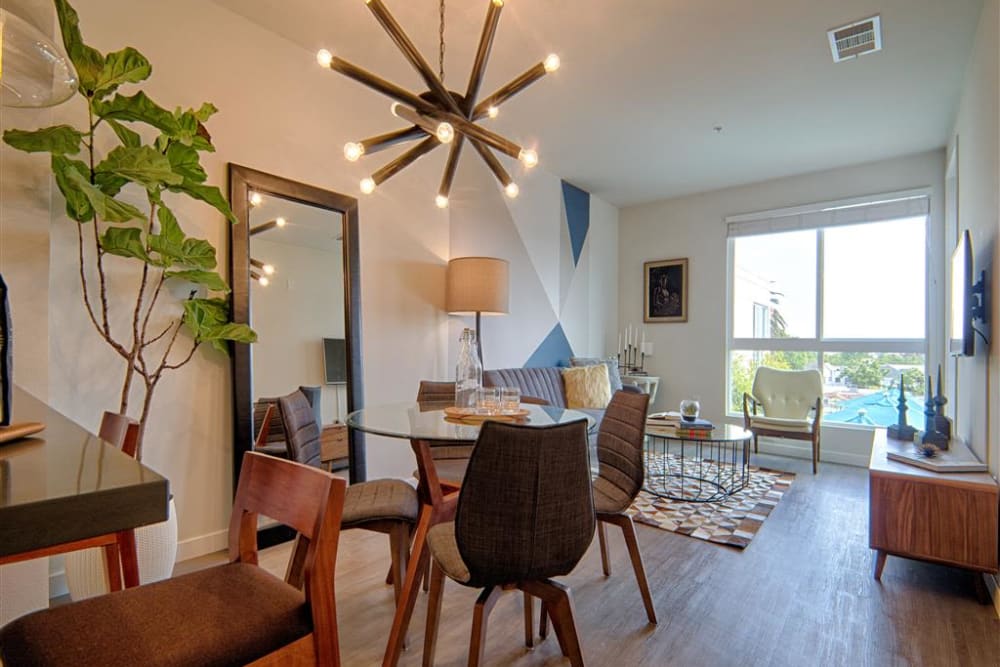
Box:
[0,387,170,558]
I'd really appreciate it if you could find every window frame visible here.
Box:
[724,191,932,426]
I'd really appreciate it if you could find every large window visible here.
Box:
[727,193,929,428]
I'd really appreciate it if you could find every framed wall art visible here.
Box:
[644,258,688,323]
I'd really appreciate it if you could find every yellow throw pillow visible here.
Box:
[562,364,611,409]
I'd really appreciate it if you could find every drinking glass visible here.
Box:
[500,387,521,413]
[476,387,501,415]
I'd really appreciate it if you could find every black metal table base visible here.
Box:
[643,433,752,503]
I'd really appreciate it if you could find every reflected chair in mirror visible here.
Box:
[0,452,347,666]
[279,390,419,604]
[588,390,656,625]
[253,401,287,459]
[423,420,595,667]
[743,366,824,474]
[0,412,141,591]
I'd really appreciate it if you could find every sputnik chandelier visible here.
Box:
[316,0,560,207]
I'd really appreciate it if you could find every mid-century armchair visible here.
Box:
[743,366,824,474]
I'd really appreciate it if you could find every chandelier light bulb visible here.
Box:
[262,264,275,275]
[344,142,365,162]
[360,177,376,195]
[390,102,402,117]
[518,148,538,168]
[505,182,520,199]
[316,49,333,68]
[435,194,449,209]
[492,0,504,6]
[487,105,499,119]
[258,275,270,287]
[249,192,263,207]
[544,53,561,73]
[436,122,455,144]
[275,217,287,228]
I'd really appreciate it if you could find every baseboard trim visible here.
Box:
[176,529,229,563]
[757,440,870,468]
[49,570,67,600]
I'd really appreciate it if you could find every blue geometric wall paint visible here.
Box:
[562,181,590,267]
[524,323,574,368]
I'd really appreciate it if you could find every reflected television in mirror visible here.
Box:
[324,338,348,385]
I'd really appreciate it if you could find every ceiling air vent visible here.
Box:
[828,15,882,63]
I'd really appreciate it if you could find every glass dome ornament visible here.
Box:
[1,8,77,108]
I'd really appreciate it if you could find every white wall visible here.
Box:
[250,237,347,423]
[448,157,619,369]
[619,150,946,465]
[948,0,999,474]
[0,0,450,562]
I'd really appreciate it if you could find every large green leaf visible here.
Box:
[96,145,182,189]
[147,207,217,269]
[177,238,217,269]
[65,169,144,223]
[165,269,229,292]
[194,103,218,123]
[168,181,236,224]
[94,47,151,97]
[100,226,150,262]
[2,126,83,156]
[106,119,141,148]
[182,297,228,338]
[93,91,180,137]
[202,322,257,354]
[54,0,104,95]
[165,143,206,184]
[51,155,94,222]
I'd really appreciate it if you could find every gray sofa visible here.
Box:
[483,367,641,436]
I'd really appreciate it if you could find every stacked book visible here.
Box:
[674,418,715,438]
[646,411,682,429]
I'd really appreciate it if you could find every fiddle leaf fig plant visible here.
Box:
[3,0,256,457]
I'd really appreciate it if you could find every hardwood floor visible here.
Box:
[187,455,1000,666]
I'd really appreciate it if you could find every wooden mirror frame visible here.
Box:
[228,164,365,491]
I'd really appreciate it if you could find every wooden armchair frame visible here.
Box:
[743,392,823,474]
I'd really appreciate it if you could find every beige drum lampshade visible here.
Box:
[446,257,510,315]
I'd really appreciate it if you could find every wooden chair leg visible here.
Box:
[753,433,759,454]
[610,514,657,624]
[873,550,887,581]
[521,580,584,667]
[424,556,431,592]
[384,505,433,667]
[117,530,139,588]
[102,542,123,593]
[423,561,446,667]
[596,520,611,576]
[812,436,818,475]
[469,586,501,667]
[388,523,409,605]
[538,601,548,640]
[523,593,534,648]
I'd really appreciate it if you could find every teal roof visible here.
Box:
[824,390,927,428]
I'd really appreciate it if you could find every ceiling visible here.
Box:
[213,0,984,207]
[250,195,342,252]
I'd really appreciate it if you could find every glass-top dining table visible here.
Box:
[346,401,595,667]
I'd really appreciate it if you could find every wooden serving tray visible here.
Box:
[443,406,530,423]
[0,422,45,444]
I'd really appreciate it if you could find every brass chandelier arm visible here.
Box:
[328,56,439,116]
[438,135,465,200]
[359,126,425,156]
[464,0,504,115]
[371,135,440,186]
[469,138,513,188]
[365,0,465,116]
[435,110,523,160]
[249,219,282,236]
[391,104,452,142]
[473,62,548,120]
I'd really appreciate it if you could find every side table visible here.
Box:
[622,374,660,406]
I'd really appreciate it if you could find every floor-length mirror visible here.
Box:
[228,165,364,507]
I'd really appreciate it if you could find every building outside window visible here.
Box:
[727,192,929,428]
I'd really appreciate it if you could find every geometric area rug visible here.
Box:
[626,453,796,549]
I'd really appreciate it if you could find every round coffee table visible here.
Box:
[644,423,753,503]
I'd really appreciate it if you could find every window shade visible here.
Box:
[726,193,929,238]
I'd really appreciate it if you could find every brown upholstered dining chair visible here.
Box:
[279,389,419,603]
[0,452,347,666]
[423,419,595,667]
[590,390,657,625]
[0,412,141,591]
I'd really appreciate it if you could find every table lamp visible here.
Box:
[446,257,509,367]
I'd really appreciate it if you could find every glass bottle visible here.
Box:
[455,328,482,409]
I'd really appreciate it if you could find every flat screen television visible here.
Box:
[323,338,348,385]
[949,229,974,357]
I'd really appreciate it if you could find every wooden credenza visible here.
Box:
[869,429,999,580]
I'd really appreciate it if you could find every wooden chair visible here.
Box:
[742,366,824,474]
[423,420,595,667]
[279,390,419,605]
[589,391,656,625]
[0,412,141,590]
[0,452,347,666]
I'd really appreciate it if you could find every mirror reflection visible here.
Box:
[249,193,349,472]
